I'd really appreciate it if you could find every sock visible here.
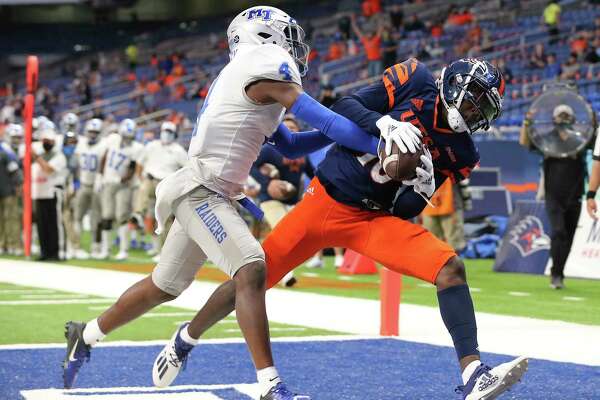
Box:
[257,366,281,396]
[462,360,482,385]
[130,229,138,242]
[101,230,110,254]
[437,284,480,361]
[118,224,128,253]
[82,318,106,345]
[180,325,199,345]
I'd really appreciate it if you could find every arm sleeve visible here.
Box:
[392,172,448,219]
[330,80,389,135]
[290,93,379,155]
[268,123,334,159]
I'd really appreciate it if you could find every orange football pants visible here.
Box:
[264,177,456,288]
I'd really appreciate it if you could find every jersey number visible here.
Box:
[356,154,392,184]
[80,154,98,172]
[279,62,292,81]
[108,151,127,170]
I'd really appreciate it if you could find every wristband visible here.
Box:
[587,190,597,200]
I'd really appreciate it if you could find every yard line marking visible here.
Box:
[338,276,354,281]
[301,272,319,278]
[469,287,482,292]
[508,291,531,297]
[19,294,91,299]
[142,312,196,318]
[0,289,57,294]
[417,283,435,289]
[172,320,238,326]
[0,299,114,305]
[563,296,584,301]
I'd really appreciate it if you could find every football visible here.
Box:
[378,139,424,181]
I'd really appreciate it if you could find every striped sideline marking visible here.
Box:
[508,291,531,297]
[0,289,57,294]
[563,296,585,301]
[19,294,92,299]
[0,335,378,350]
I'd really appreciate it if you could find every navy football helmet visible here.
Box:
[438,58,505,133]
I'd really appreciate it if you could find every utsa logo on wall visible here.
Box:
[563,213,600,280]
[494,201,552,275]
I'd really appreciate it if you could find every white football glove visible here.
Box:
[402,147,435,199]
[375,115,423,155]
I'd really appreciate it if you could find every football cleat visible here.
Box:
[260,383,311,400]
[114,251,128,261]
[74,249,90,260]
[456,356,528,400]
[152,323,194,388]
[63,321,91,389]
[304,256,323,269]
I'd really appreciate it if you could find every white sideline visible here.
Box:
[1,259,599,366]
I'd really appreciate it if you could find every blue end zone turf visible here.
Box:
[2,338,599,399]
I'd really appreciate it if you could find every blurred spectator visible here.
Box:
[543,1,561,44]
[494,58,513,83]
[560,54,580,80]
[381,29,397,69]
[570,34,588,60]
[446,6,474,27]
[585,36,600,63]
[529,43,547,69]
[125,43,138,70]
[327,33,346,61]
[150,53,158,68]
[430,21,444,38]
[338,14,352,39]
[544,52,561,79]
[422,179,471,253]
[405,14,426,32]
[319,84,339,108]
[389,4,404,32]
[362,0,381,18]
[351,14,384,77]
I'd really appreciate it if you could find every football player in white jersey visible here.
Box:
[73,119,106,259]
[133,121,188,261]
[63,6,421,399]
[98,118,143,260]
[60,113,80,135]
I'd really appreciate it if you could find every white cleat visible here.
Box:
[458,356,529,400]
[75,249,90,260]
[91,251,109,260]
[152,254,161,263]
[115,251,128,261]
[152,323,195,388]
[334,254,344,268]
[305,256,323,269]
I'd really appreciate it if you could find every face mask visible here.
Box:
[160,131,176,143]
[43,142,54,152]
[63,145,75,156]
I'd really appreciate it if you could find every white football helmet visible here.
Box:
[160,121,177,144]
[84,118,103,144]
[6,123,24,138]
[118,118,137,142]
[60,112,80,134]
[227,5,309,76]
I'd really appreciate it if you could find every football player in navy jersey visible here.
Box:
[159,58,529,400]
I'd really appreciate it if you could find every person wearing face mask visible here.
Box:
[520,104,588,289]
[132,121,188,261]
[31,128,68,261]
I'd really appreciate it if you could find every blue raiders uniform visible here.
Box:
[315,58,480,217]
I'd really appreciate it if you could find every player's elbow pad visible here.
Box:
[290,93,378,155]
[392,191,427,220]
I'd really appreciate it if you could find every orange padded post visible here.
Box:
[338,249,378,275]
[380,267,402,336]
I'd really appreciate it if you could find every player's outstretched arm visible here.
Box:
[247,80,379,155]
[268,123,333,159]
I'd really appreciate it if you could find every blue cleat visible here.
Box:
[456,356,528,400]
[62,321,91,389]
[260,383,311,400]
[152,323,195,387]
